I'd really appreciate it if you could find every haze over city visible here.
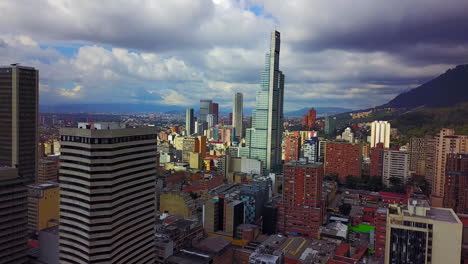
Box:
[1,0,468,111]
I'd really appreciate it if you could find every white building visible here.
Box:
[370,121,391,148]
[382,150,410,187]
[341,127,354,143]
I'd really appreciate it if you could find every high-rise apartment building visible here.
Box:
[278,161,323,238]
[443,153,468,214]
[409,136,436,186]
[241,31,284,172]
[303,137,319,163]
[37,159,58,184]
[0,65,39,181]
[324,116,336,135]
[284,133,301,163]
[233,92,243,138]
[59,123,157,264]
[385,199,462,264]
[370,121,391,149]
[382,150,410,188]
[432,128,468,207]
[27,182,59,233]
[185,108,194,135]
[0,167,28,264]
[182,137,200,162]
[324,142,361,181]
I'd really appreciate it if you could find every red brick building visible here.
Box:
[374,207,388,259]
[444,153,468,213]
[277,161,323,238]
[284,133,301,163]
[370,143,384,178]
[324,142,362,181]
[301,108,316,130]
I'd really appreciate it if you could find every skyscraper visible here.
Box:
[233,92,243,138]
[432,128,468,207]
[0,167,28,264]
[241,31,284,172]
[370,121,391,149]
[185,108,194,135]
[59,122,157,264]
[324,116,336,135]
[199,100,212,123]
[0,64,39,181]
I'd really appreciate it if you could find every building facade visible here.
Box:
[370,121,391,149]
[382,150,410,187]
[303,137,319,163]
[432,128,468,207]
[324,142,362,181]
[0,65,39,181]
[385,200,462,264]
[185,108,195,136]
[284,133,301,163]
[241,31,284,173]
[59,123,157,264]
[278,161,323,238]
[0,167,28,264]
[443,153,468,214]
[233,92,243,138]
[27,182,59,233]
[37,159,58,184]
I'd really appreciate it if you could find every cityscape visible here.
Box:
[1,1,468,264]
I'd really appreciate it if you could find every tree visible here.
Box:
[345,175,358,189]
[389,176,401,187]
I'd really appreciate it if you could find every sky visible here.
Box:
[1,0,467,112]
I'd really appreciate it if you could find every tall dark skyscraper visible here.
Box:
[240,31,284,172]
[185,108,195,135]
[232,92,243,138]
[0,64,38,181]
[199,100,212,123]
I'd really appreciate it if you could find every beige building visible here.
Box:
[27,182,59,233]
[182,137,199,162]
[189,152,203,170]
[0,167,28,264]
[159,192,197,218]
[409,136,436,185]
[370,121,391,149]
[59,123,157,264]
[431,128,468,207]
[385,199,462,264]
[37,159,58,184]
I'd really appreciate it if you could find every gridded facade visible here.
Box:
[242,31,284,173]
[303,137,319,163]
[0,167,28,264]
[443,153,468,214]
[233,93,243,138]
[278,162,323,238]
[59,125,157,264]
[324,142,362,181]
[0,65,38,181]
[284,133,301,163]
[37,159,58,184]
[382,150,410,187]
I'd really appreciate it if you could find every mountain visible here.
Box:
[285,107,353,117]
[382,64,468,108]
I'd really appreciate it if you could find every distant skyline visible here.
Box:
[1,0,468,111]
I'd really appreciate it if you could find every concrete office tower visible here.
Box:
[0,65,39,181]
[303,137,319,163]
[199,100,212,123]
[370,121,391,149]
[37,159,58,184]
[432,128,468,207]
[232,92,243,138]
[59,123,157,264]
[385,199,462,264]
[382,150,410,187]
[0,167,28,264]
[242,31,284,172]
[278,161,323,238]
[185,108,194,135]
[207,114,215,128]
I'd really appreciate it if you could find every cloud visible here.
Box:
[1,0,467,111]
